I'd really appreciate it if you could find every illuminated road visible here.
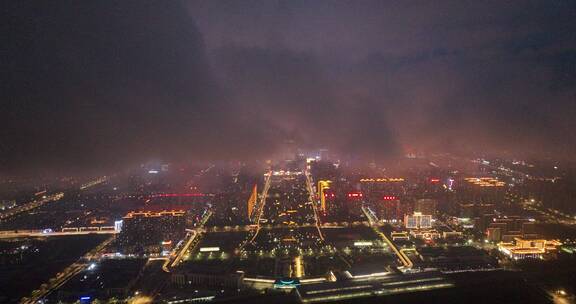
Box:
[0,230,118,239]
[241,170,325,278]
[238,169,326,278]
[247,170,272,244]
[305,169,325,241]
[170,230,198,268]
[0,192,64,222]
[362,206,413,269]
[164,210,213,272]
[80,176,108,190]
[195,222,360,234]
[257,171,317,227]
[22,235,115,304]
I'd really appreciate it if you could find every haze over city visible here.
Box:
[1,1,576,304]
[3,1,576,175]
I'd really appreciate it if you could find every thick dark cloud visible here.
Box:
[2,1,213,172]
[1,1,274,175]
[187,0,576,158]
[1,0,575,175]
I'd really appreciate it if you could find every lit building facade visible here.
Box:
[498,238,561,260]
[404,212,432,229]
[247,184,257,220]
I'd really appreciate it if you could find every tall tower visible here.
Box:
[247,184,257,220]
[318,180,332,212]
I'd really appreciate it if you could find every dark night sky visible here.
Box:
[1,1,575,175]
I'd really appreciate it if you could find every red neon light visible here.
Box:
[347,192,363,198]
[383,196,397,200]
[430,178,440,183]
[150,193,207,198]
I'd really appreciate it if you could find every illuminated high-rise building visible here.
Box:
[114,220,123,232]
[404,212,432,229]
[247,184,257,220]
[318,180,332,212]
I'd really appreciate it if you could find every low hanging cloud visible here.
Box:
[1,0,575,175]
[188,0,576,159]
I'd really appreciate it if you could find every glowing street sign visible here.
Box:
[354,241,373,247]
[199,247,220,252]
[348,192,363,198]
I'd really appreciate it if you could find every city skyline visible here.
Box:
[1,1,576,304]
